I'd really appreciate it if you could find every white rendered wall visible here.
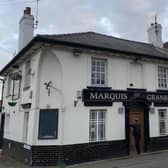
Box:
[2,45,168,146]
[2,51,41,145]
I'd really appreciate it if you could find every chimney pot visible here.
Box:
[24,7,31,15]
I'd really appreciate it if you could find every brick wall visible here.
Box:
[3,139,128,166]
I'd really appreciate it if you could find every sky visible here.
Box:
[0,0,168,70]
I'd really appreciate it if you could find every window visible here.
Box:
[24,60,31,88]
[38,109,59,139]
[91,58,107,86]
[13,79,21,99]
[23,112,29,143]
[158,109,168,136]
[7,76,12,96]
[158,66,168,89]
[89,109,106,142]
[7,73,21,99]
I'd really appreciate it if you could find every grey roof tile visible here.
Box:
[38,31,168,59]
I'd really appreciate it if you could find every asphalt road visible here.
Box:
[0,150,168,168]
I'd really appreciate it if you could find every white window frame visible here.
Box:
[157,65,168,89]
[89,109,106,142]
[158,109,168,136]
[91,57,107,87]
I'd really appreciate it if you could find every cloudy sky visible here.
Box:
[0,0,168,70]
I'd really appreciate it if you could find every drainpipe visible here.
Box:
[0,78,5,149]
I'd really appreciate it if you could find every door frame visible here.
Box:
[124,99,150,153]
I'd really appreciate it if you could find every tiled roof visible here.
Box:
[38,31,168,59]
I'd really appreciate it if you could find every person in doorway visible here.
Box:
[130,119,141,155]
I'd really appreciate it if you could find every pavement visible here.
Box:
[0,150,168,168]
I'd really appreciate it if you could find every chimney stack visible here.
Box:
[18,7,34,52]
[147,17,163,48]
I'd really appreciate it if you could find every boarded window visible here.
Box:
[130,63,143,88]
[38,109,59,139]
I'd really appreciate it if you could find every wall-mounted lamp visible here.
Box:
[133,57,139,63]
[61,106,66,112]
[150,107,155,114]
[118,107,124,114]
[129,83,134,87]
[74,90,82,107]
[73,48,82,57]
[46,104,51,109]
[74,100,78,107]
[11,71,22,80]
[76,90,82,99]
[12,65,19,69]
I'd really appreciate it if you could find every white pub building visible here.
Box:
[1,7,168,166]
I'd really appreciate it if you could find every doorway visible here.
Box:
[129,106,145,155]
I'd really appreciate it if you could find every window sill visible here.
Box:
[12,98,20,101]
[23,86,30,91]
[87,86,111,90]
[89,139,105,143]
[159,134,168,137]
[38,136,57,140]
[5,95,20,100]
[157,89,168,92]
[90,84,108,87]
[5,95,11,98]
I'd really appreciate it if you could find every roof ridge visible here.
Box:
[38,31,94,37]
